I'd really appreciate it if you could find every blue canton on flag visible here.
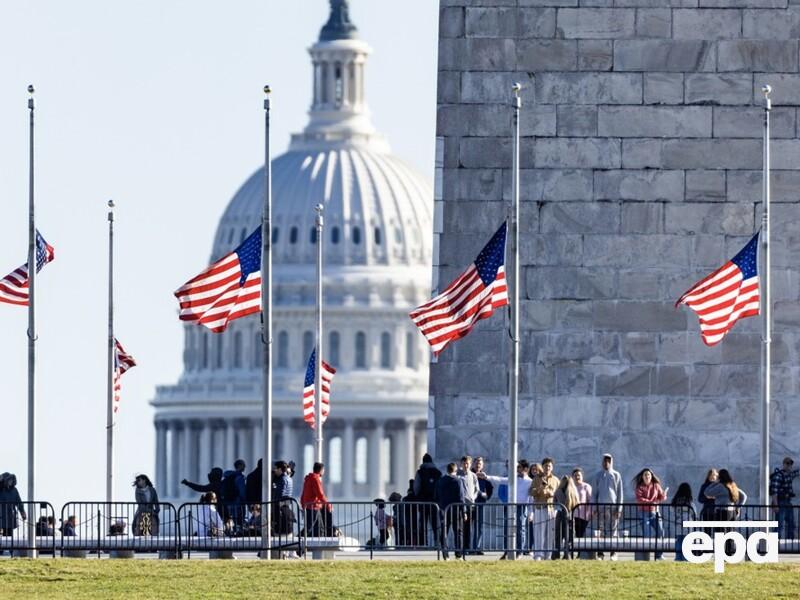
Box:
[676,232,760,346]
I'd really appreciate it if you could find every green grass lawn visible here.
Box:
[0,559,798,599]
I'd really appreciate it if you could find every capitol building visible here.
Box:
[151,0,433,502]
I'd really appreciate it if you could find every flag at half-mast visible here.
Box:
[676,233,760,346]
[175,227,262,332]
[0,230,55,306]
[410,221,509,355]
[113,338,137,413]
[303,348,335,429]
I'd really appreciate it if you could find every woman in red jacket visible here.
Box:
[301,462,332,536]
[633,468,667,560]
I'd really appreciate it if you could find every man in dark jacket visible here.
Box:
[221,459,247,526]
[245,459,263,504]
[434,463,464,560]
[413,454,442,546]
[182,467,226,518]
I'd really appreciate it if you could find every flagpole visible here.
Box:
[260,85,273,558]
[508,82,521,559]
[106,200,115,503]
[26,84,37,557]
[760,84,772,511]
[314,203,324,462]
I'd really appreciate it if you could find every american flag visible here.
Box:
[410,222,509,355]
[303,348,336,429]
[175,227,262,332]
[113,338,137,413]
[0,230,55,306]
[676,233,760,346]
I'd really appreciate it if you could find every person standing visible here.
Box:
[221,459,247,527]
[633,468,667,560]
[553,475,579,559]
[413,454,442,546]
[245,459,263,504]
[702,469,747,555]
[697,469,718,522]
[196,492,224,537]
[529,458,559,560]
[592,453,623,561]
[0,474,26,537]
[301,462,332,537]
[572,468,593,542]
[458,455,479,556]
[670,483,695,562]
[182,467,225,518]
[770,456,799,540]
[272,461,295,536]
[434,462,464,560]
[132,474,160,536]
[472,456,493,554]
[480,459,532,558]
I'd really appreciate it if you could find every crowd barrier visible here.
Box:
[177,499,303,558]
[59,502,178,557]
[715,505,800,554]
[298,501,442,558]
[0,501,57,555]
[570,502,697,556]
[441,502,570,558]
[3,500,800,559]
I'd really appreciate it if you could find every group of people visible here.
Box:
[402,452,799,561]
[182,459,296,538]
[1,452,797,561]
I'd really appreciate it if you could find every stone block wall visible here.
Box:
[432,0,800,496]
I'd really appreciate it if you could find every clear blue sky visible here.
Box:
[0,0,438,507]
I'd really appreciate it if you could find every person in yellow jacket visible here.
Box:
[528,458,559,560]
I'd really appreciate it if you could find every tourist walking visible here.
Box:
[0,474,26,537]
[670,483,695,562]
[633,468,667,560]
[770,456,799,540]
[301,462,332,537]
[592,453,623,561]
[132,474,160,536]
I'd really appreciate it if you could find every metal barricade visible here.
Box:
[59,502,178,556]
[571,502,697,557]
[0,501,56,555]
[177,499,303,558]
[441,502,569,559]
[298,501,442,558]
[718,504,800,554]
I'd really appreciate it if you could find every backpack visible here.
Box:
[221,473,241,503]
[417,466,441,501]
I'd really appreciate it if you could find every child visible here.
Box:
[373,498,392,547]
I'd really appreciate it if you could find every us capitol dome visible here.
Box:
[151,0,433,502]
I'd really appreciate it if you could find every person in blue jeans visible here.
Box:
[670,483,695,561]
[480,459,531,558]
[770,457,799,540]
[633,468,667,560]
[471,457,493,554]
